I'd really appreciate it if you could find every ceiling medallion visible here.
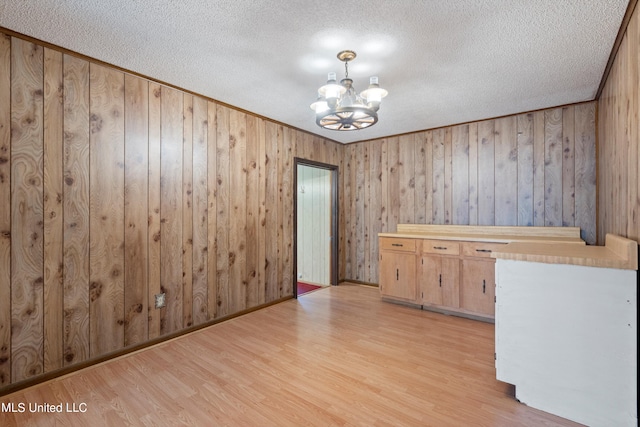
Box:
[310,50,388,131]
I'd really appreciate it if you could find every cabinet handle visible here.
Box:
[391,243,404,247]
[396,268,399,280]
[475,249,492,253]
[433,246,448,250]
[482,279,486,294]
[439,274,442,287]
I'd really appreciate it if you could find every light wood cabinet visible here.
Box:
[460,258,495,315]
[379,238,417,302]
[419,254,459,308]
[379,225,584,321]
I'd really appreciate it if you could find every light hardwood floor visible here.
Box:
[0,283,581,426]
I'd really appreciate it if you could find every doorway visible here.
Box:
[293,158,339,297]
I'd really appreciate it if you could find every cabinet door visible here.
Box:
[420,256,442,305]
[419,256,459,307]
[461,259,495,315]
[380,251,417,301]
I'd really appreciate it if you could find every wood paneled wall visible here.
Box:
[598,3,640,245]
[0,32,341,390]
[340,103,597,284]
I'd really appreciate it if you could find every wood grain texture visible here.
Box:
[342,104,596,284]
[575,104,596,244]
[256,118,267,304]
[355,142,366,280]
[147,83,162,339]
[597,3,639,245]
[432,129,445,224]
[206,101,218,320]
[264,121,278,301]
[192,96,208,325]
[62,54,90,366]
[11,37,44,382]
[43,47,64,372]
[89,63,125,357]
[215,104,230,316]
[280,127,293,297]
[452,125,469,225]
[544,108,563,227]
[229,109,247,312]
[182,94,194,328]
[0,32,11,387]
[160,86,183,334]
[562,105,575,227]
[245,114,260,307]
[494,116,517,225]
[532,111,546,226]
[477,120,495,225]
[399,134,415,225]
[517,113,534,226]
[124,73,148,346]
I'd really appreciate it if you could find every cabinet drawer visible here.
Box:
[380,237,417,252]
[421,240,460,256]
[461,242,506,258]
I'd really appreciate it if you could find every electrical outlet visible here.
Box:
[155,293,166,309]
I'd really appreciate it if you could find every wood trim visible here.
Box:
[596,0,639,100]
[0,295,293,397]
[293,158,340,293]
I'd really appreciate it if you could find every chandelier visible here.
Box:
[310,50,388,131]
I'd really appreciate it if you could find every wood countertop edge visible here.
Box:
[377,232,585,245]
[490,234,638,271]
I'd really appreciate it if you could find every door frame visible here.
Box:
[293,158,339,297]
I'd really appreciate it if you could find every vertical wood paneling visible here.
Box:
[477,120,495,225]
[424,132,433,224]
[11,37,44,382]
[264,121,278,300]
[468,124,478,226]
[494,116,517,225]
[399,134,415,224]
[443,128,453,224]
[280,127,293,296]
[368,141,382,283]
[363,143,370,280]
[0,32,11,386]
[192,96,208,325]
[517,113,534,226]
[544,108,563,226]
[432,130,445,224]
[256,117,267,304]
[215,104,230,315]
[355,143,365,280]
[245,115,259,307]
[147,83,162,339]
[89,63,125,357]
[43,47,64,372]
[62,54,90,365]
[414,133,427,224]
[206,101,218,320]
[562,105,575,227]
[452,125,469,225]
[123,73,148,346]
[159,86,183,334]
[229,109,247,311]
[597,3,639,245]
[575,104,596,244]
[342,102,596,284]
[182,94,194,328]
[532,111,546,226]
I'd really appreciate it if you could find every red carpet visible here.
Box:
[297,281,322,296]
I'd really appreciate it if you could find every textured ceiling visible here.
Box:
[0,0,630,144]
